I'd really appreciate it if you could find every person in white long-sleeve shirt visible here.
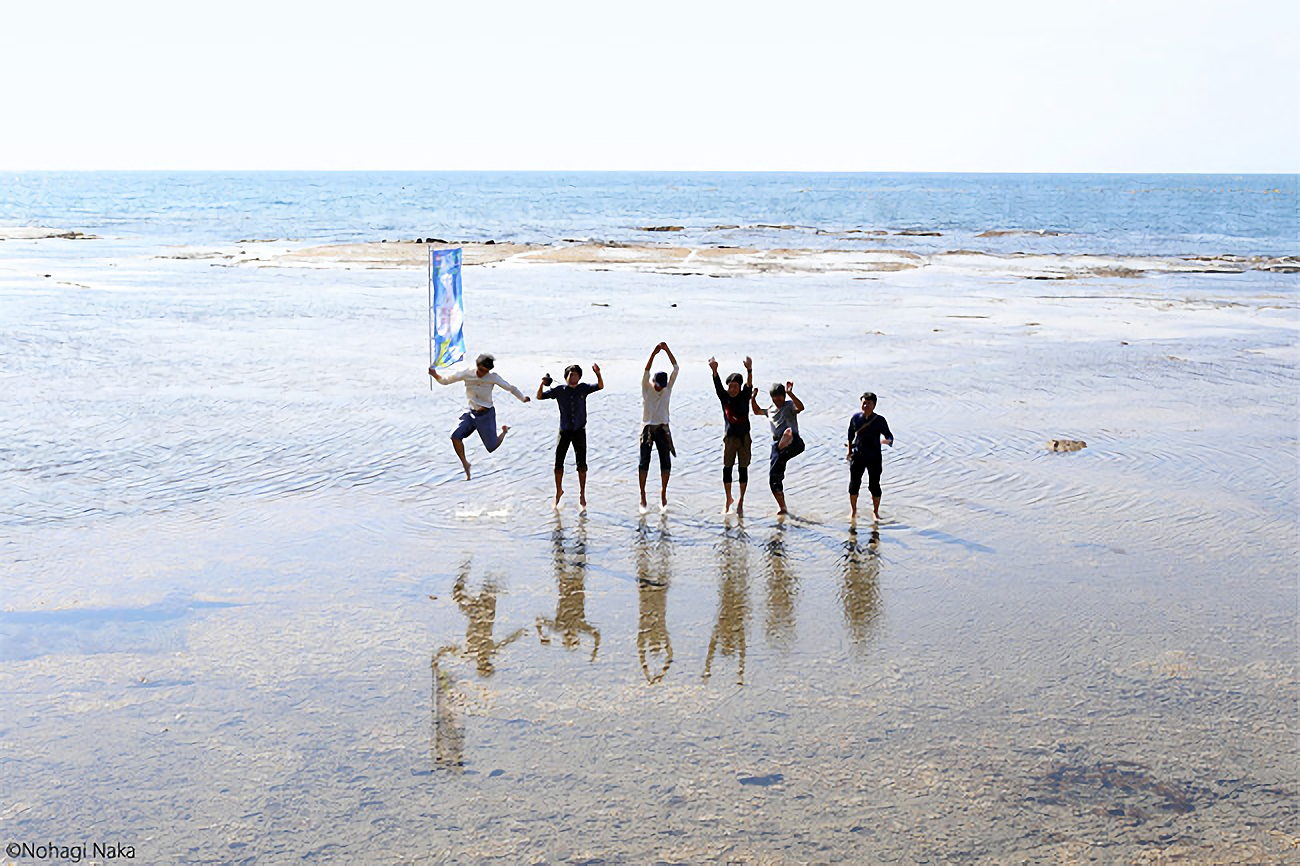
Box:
[430,353,530,480]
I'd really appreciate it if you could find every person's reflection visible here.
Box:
[840,526,882,648]
[431,559,526,772]
[537,516,600,661]
[635,516,673,684]
[763,521,799,652]
[430,653,466,771]
[704,529,750,685]
[438,559,527,678]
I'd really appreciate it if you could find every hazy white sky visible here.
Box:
[3,0,1296,172]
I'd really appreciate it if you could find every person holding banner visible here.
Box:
[537,363,604,510]
[430,354,530,480]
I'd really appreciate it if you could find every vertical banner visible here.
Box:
[429,247,466,369]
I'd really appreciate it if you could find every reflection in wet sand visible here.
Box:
[430,655,466,771]
[431,559,525,771]
[704,529,751,685]
[763,523,800,653]
[635,517,673,684]
[840,526,882,649]
[536,517,600,661]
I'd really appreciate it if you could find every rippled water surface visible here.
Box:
[2,218,1298,862]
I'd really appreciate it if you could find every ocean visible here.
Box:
[3,170,1297,256]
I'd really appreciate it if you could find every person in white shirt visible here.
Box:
[639,341,679,511]
[429,353,530,480]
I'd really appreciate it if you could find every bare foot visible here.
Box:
[498,425,510,445]
[461,462,472,481]
[736,501,744,517]
[555,487,563,508]
[579,492,587,509]
[724,496,733,513]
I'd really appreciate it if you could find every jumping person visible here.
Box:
[430,353,530,480]
[639,342,679,512]
[847,391,894,521]
[537,363,604,509]
[708,355,753,515]
[752,380,805,516]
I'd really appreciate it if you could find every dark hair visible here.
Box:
[770,382,786,397]
[861,391,877,402]
[475,353,495,370]
[725,372,743,386]
[564,364,582,380]
[653,371,669,388]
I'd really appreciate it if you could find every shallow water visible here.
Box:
[2,239,1297,863]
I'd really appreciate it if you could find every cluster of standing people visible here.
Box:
[429,342,894,520]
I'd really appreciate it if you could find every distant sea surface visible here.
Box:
[2,171,1296,257]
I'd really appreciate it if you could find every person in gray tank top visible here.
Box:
[751,380,805,515]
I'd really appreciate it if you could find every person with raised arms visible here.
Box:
[537,362,604,510]
[639,341,679,512]
[751,380,805,516]
[708,355,754,515]
[430,352,530,480]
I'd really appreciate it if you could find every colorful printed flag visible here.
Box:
[429,248,465,369]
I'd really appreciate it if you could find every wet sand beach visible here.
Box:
[2,232,1297,863]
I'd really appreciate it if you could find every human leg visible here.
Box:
[474,408,501,453]
[867,459,883,519]
[849,458,867,519]
[638,428,652,509]
[451,412,478,480]
[654,427,672,507]
[737,435,751,516]
[722,437,738,511]
[573,430,589,507]
[554,431,574,506]
[769,436,804,515]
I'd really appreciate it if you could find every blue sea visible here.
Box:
[2,171,1296,257]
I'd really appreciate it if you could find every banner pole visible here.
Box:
[428,245,434,390]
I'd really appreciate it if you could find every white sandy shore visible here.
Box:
[204,240,1299,279]
[0,227,97,240]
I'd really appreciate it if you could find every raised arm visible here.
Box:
[663,343,680,387]
[536,375,550,401]
[751,391,767,416]
[644,343,663,371]
[788,381,805,413]
[592,363,604,392]
[709,357,724,399]
[744,356,753,391]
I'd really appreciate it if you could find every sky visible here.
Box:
[2,0,1296,172]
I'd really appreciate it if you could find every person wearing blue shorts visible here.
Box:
[430,353,530,480]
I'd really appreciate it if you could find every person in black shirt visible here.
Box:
[708,355,753,515]
[537,363,604,509]
[846,391,894,521]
